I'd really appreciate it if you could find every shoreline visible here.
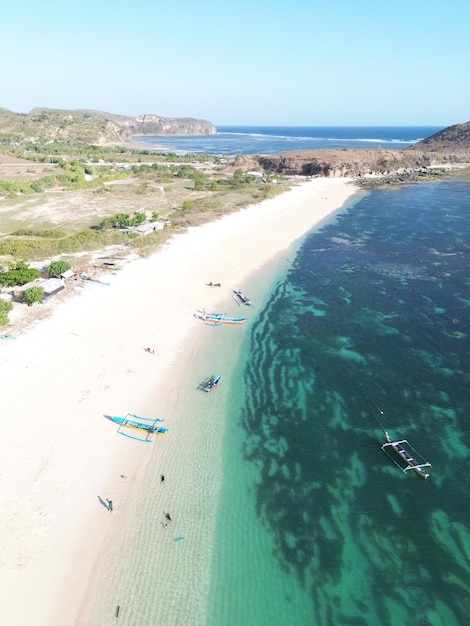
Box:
[0,178,359,625]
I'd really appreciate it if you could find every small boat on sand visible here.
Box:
[105,413,168,443]
[206,282,221,287]
[381,431,431,479]
[80,272,110,287]
[194,310,247,326]
[233,289,252,306]
[199,374,222,392]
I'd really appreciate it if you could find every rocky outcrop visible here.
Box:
[354,166,458,188]
[35,109,217,137]
[408,121,470,151]
[129,114,216,136]
[0,107,217,143]
[257,149,438,178]
[257,146,470,181]
[251,122,470,180]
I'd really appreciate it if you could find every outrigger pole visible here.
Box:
[371,400,387,437]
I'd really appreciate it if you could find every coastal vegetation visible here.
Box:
[0,299,12,325]
[0,137,287,268]
[1,113,469,326]
[23,285,45,306]
[46,260,71,277]
[0,260,40,287]
[0,107,216,144]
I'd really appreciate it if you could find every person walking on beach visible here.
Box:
[160,474,165,483]
[165,512,172,522]
[108,500,113,512]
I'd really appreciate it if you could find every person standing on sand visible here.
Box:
[108,500,113,512]
[160,474,165,483]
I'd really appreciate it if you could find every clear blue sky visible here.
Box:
[1,0,468,126]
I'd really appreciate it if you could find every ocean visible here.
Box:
[84,132,469,625]
[208,177,470,625]
[132,125,445,156]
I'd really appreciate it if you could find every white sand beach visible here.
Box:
[0,177,358,626]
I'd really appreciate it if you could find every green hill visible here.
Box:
[0,107,217,144]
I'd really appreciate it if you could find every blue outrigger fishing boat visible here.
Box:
[80,272,110,287]
[105,413,168,443]
[199,374,222,392]
[194,309,247,326]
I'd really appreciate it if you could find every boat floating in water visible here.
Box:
[381,431,431,479]
[233,289,252,306]
[105,413,168,443]
[199,374,222,392]
[194,310,247,326]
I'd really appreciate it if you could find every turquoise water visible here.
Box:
[207,178,470,625]
[83,177,469,626]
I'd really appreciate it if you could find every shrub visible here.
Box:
[0,299,13,325]
[47,260,71,278]
[0,261,40,286]
[23,286,45,306]
[129,211,146,226]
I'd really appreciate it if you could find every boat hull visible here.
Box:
[200,375,222,392]
[194,310,246,325]
[233,289,252,306]
[105,414,168,442]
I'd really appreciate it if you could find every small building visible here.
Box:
[12,277,65,300]
[124,220,166,236]
[60,269,75,279]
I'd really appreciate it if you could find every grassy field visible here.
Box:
[0,149,291,261]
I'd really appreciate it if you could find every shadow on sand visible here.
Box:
[97,495,111,510]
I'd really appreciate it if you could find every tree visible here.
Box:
[0,261,40,287]
[47,260,71,278]
[23,286,45,306]
[232,169,245,184]
[0,299,13,325]
[114,213,131,228]
[129,211,146,226]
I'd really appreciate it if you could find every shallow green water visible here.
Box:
[207,179,470,626]
[83,178,469,626]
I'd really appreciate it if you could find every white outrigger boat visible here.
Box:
[381,431,431,479]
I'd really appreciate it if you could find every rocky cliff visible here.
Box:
[127,114,216,136]
[0,107,217,143]
[251,121,470,180]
